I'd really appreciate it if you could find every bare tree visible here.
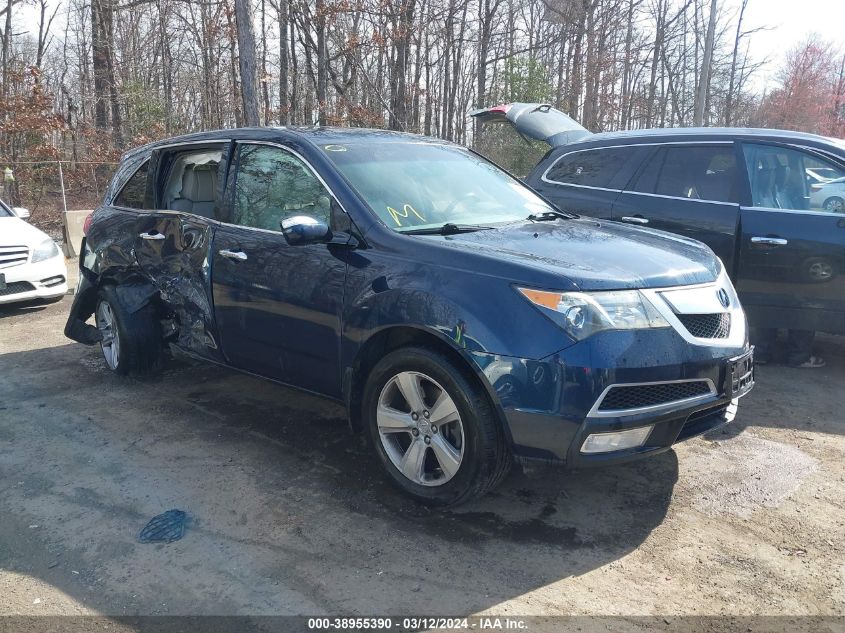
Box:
[693,0,717,125]
[235,0,261,126]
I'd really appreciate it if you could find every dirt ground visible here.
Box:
[0,297,843,626]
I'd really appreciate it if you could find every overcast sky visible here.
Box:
[730,0,845,90]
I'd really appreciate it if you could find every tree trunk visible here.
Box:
[694,0,717,126]
[235,0,261,126]
[278,0,289,124]
[91,0,109,131]
[724,0,746,126]
[315,0,327,125]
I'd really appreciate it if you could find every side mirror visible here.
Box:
[13,207,30,219]
[280,215,331,246]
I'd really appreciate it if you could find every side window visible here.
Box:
[545,146,639,189]
[113,161,149,209]
[233,144,331,232]
[634,145,737,203]
[161,147,224,218]
[743,143,845,213]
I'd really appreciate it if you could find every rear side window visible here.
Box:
[544,146,640,188]
[632,145,738,204]
[113,161,149,209]
[160,147,224,218]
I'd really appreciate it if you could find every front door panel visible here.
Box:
[210,141,348,397]
[736,208,845,334]
[211,225,347,396]
[736,141,845,334]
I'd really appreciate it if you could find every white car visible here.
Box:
[0,201,67,305]
[809,176,845,212]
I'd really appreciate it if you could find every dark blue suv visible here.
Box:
[64,127,753,505]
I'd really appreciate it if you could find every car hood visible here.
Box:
[438,219,720,290]
[0,217,51,247]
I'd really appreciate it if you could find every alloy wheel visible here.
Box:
[376,371,464,486]
[96,301,121,370]
[823,197,844,212]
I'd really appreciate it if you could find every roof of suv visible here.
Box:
[121,126,447,161]
[581,126,840,146]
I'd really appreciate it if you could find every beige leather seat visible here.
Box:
[171,164,218,217]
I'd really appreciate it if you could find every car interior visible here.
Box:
[163,149,223,218]
[747,151,808,210]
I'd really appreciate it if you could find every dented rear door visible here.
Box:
[135,212,223,360]
[133,142,233,361]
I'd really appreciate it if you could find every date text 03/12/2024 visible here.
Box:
[307,617,529,630]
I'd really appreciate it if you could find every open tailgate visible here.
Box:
[470,103,591,147]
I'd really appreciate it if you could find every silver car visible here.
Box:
[810,176,845,212]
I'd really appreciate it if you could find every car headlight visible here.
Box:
[31,238,60,263]
[517,287,670,341]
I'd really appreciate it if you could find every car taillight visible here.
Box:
[489,104,512,114]
[83,212,94,235]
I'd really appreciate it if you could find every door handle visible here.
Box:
[219,249,248,262]
[751,237,788,246]
[621,216,649,225]
[139,231,165,240]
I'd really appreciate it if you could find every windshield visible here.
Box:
[0,200,12,217]
[321,141,554,232]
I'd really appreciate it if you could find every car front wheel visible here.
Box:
[363,346,511,505]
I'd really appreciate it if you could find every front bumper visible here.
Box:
[0,255,68,305]
[471,327,752,466]
[565,396,737,468]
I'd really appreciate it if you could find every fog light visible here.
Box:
[40,275,65,287]
[580,425,654,454]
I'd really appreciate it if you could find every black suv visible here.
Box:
[473,103,845,336]
[65,127,753,505]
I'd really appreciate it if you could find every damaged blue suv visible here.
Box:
[65,127,754,505]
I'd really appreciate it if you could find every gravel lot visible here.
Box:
[0,296,843,626]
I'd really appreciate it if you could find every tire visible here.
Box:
[95,285,162,376]
[823,196,844,213]
[362,346,511,506]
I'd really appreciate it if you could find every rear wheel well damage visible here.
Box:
[96,284,164,375]
[344,326,511,443]
[65,272,163,345]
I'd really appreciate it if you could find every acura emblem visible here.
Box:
[717,288,730,309]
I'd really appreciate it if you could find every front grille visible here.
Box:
[598,381,713,412]
[0,281,35,296]
[677,313,731,339]
[0,245,29,268]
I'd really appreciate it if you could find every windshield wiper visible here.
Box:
[527,209,577,221]
[400,223,495,235]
